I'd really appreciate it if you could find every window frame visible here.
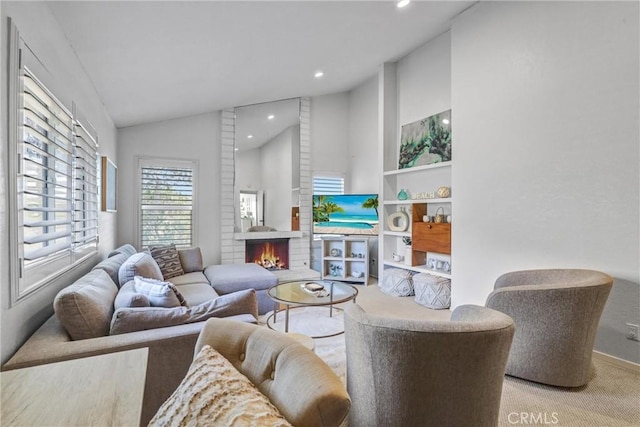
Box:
[136,157,199,250]
[8,23,99,304]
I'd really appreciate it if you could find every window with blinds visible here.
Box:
[18,68,99,292]
[313,175,345,195]
[139,160,195,249]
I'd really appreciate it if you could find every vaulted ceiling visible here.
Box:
[48,1,473,128]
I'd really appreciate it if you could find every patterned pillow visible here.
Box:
[149,244,184,279]
[149,345,292,427]
[133,276,189,308]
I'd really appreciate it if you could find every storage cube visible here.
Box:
[413,273,451,309]
[380,268,414,297]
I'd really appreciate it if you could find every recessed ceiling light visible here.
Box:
[442,119,450,125]
[234,148,239,151]
[247,134,253,139]
[397,0,410,8]
[314,71,324,78]
[267,115,275,120]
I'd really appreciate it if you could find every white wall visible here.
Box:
[261,126,293,231]
[236,148,262,191]
[0,3,118,363]
[311,92,350,183]
[451,2,639,362]
[397,32,451,127]
[117,113,222,266]
[348,76,379,194]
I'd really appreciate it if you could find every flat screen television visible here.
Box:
[313,194,379,235]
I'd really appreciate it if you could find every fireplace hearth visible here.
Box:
[246,239,289,271]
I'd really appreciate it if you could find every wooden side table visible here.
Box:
[1,347,148,426]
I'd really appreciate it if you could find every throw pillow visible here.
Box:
[114,281,151,310]
[133,276,189,308]
[54,269,118,340]
[109,289,258,335]
[118,252,164,287]
[149,244,184,279]
[177,247,203,273]
[149,345,292,427]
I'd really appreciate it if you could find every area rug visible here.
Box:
[261,308,640,427]
[259,306,347,383]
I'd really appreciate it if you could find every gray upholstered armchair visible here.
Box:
[344,304,515,427]
[485,269,613,388]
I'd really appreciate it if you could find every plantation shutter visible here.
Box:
[140,161,194,248]
[313,176,344,195]
[21,70,74,269]
[73,121,99,250]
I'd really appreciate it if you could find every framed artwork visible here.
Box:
[398,109,452,169]
[101,156,117,212]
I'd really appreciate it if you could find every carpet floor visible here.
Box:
[260,284,640,427]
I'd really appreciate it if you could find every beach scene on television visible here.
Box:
[313,194,379,235]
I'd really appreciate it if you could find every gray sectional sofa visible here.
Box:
[2,244,279,425]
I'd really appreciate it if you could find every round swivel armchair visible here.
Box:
[485,269,613,387]
[344,303,515,427]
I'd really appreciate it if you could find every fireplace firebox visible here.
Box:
[245,239,289,270]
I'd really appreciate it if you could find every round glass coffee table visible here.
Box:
[267,280,358,338]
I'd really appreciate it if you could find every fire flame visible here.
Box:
[253,242,286,270]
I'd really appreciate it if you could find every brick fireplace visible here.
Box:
[246,239,289,270]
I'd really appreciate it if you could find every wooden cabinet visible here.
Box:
[321,236,369,284]
[411,203,451,254]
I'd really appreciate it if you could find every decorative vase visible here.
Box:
[404,245,412,266]
[397,189,408,200]
[437,186,451,198]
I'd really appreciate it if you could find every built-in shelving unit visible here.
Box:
[321,236,369,284]
[376,63,453,288]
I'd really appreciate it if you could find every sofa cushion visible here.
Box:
[175,283,219,306]
[134,276,189,308]
[149,344,292,427]
[92,252,130,288]
[169,271,209,286]
[204,263,277,294]
[114,281,151,309]
[53,269,118,340]
[149,244,184,280]
[178,247,203,273]
[118,252,163,286]
[110,289,258,335]
[108,244,137,259]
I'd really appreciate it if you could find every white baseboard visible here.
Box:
[593,350,640,372]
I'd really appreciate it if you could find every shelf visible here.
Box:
[383,198,451,205]
[383,231,411,237]
[383,260,452,279]
[322,236,369,283]
[383,161,452,176]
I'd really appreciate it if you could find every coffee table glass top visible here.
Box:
[268,280,358,306]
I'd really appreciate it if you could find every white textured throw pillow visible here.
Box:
[149,345,293,427]
[133,276,188,307]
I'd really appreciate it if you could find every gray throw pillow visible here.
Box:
[134,276,189,308]
[118,252,163,286]
[109,289,258,335]
[54,269,118,340]
[149,244,185,279]
[114,281,151,309]
[178,247,203,273]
